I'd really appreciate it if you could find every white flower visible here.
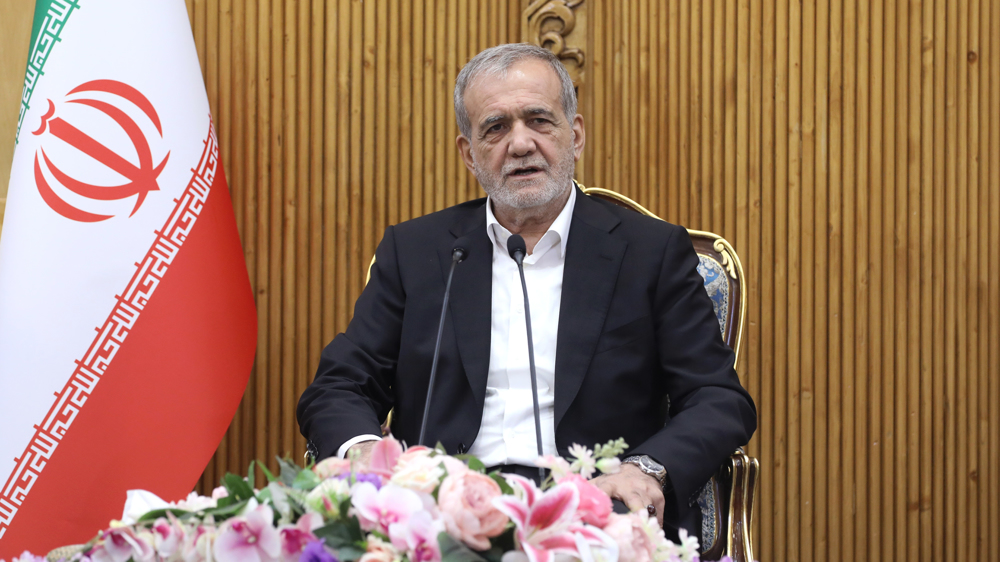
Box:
[305,477,352,517]
[175,491,218,512]
[568,444,597,478]
[595,457,621,475]
[389,455,445,494]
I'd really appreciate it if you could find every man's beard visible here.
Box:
[472,149,576,211]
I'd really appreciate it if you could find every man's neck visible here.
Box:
[491,187,572,254]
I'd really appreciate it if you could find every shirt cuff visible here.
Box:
[337,434,382,458]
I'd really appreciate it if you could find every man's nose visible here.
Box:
[507,121,537,157]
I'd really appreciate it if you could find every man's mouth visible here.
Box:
[508,166,543,177]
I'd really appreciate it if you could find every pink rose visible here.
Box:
[437,471,508,550]
[395,445,433,467]
[313,457,352,479]
[359,535,401,562]
[560,474,612,527]
[602,512,662,562]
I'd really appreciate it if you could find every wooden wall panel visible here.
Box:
[1,1,998,560]
[0,1,34,236]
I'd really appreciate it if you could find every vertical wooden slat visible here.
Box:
[919,0,936,557]
[279,0,297,462]
[840,0,858,557]
[906,1,925,560]
[773,0,789,556]
[758,0,776,555]
[710,0,724,230]
[989,4,1000,560]
[811,0,829,558]
[826,0,844,560]
[855,1,872,559]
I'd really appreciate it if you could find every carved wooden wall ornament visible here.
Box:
[522,0,585,87]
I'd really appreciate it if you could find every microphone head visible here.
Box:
[507,234,527,262]
[452,236,472,263]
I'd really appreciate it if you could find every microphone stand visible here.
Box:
[417,242,468,447]
[507,234,545,482]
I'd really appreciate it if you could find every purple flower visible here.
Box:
[353,472,384,489]
[300,539,339,562]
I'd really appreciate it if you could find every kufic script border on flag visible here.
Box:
[0,121,222,540]
[17,0,81,145]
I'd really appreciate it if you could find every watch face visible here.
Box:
[642,457,665,474]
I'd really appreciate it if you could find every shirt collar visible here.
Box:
[485,184,576,259]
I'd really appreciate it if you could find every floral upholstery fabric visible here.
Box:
[696,255,730,337]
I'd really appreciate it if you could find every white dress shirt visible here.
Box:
[338,188,576,462]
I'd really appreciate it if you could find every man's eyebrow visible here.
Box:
[524,107,557,119]
[480,115,507,128]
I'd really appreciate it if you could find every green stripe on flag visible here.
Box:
[16,0,81,144]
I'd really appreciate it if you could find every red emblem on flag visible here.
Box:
[32,79,170,222]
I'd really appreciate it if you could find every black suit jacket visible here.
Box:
[298,188,756,528]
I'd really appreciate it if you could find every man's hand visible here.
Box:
[591,463,665,527]
[346,440,378,467]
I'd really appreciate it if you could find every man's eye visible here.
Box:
[487,124,504,133]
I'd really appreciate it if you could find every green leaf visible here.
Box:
[454,454,486,473]
[338,496,352,520]
[293,467,322,491]
[314,518,363,548]
[202,498,249,521]
[333,544,366,562]
[277,457,303,487]
[135,507,194,523]
[222,472,256,502]
[489,472,513,495]
[438,533,490,562]
[246,460,256,489]
[259,462,278,483]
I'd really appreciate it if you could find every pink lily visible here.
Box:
[389,510,446,562]
[150,513,186,559]
[351,481,425,534]
[493,475,616,562]
[365,436,404,478]
[213,504,281,562]
[89,527,154,562]
[278,512,323,560]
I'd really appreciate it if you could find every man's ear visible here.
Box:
[457,135,476,173]
[571,114,586,161]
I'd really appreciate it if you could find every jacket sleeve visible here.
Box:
[296,225,404,460]
[630,226,757,510]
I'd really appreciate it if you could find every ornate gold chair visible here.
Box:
[579,182,759,562]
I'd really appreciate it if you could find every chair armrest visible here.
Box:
[700,448,760,562]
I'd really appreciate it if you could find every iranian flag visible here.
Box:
[0,1,257,557]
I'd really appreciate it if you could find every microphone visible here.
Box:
[418,237,471,447]
[506,234,545,481]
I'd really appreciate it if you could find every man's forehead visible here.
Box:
[464,61,562,117]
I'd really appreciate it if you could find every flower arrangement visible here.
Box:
[4,437,722,562]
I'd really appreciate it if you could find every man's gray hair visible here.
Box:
[454,43,577,139]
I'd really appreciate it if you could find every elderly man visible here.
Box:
[297,43,756,539]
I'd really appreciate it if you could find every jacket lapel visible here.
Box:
[444,204,493,408]
[554,190,626,429]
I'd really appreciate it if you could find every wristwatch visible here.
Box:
[622,455,668,489]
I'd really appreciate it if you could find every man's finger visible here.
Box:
[653,493,665,527]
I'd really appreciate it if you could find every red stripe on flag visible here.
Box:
[0,122,256,557]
